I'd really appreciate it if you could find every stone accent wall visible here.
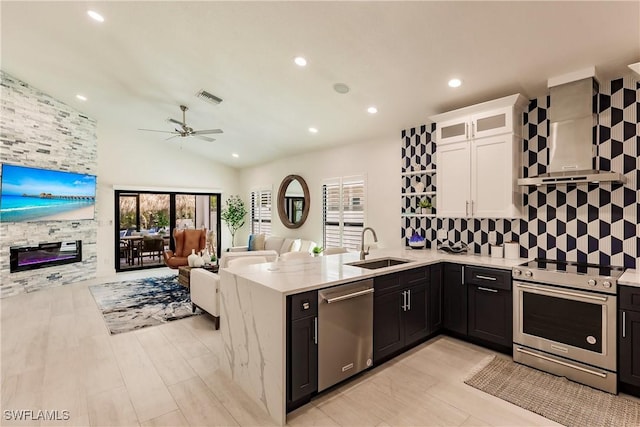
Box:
[0,71,98,298]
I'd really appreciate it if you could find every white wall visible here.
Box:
[96,123,241,276]
[239,137,401,250]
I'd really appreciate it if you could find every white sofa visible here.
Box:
[229,235,317,255]
[190,250,279,329]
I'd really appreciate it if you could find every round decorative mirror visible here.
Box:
[277,174,310,229]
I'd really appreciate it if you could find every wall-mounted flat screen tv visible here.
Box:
[0,164,96,222]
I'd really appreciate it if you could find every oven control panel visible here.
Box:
[512,267,618,294]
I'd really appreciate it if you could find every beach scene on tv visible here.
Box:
[0,164,96,222]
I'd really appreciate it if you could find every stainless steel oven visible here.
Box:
[512,259,624,394]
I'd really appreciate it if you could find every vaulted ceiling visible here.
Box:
[2,1,638,167]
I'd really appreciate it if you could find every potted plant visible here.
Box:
[221,195,247,246]
[418,198,432,214]
[312,246,324,257]
[156,210,169,234]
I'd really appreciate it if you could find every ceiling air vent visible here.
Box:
[196,89,223,105]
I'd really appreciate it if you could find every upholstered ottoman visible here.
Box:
[190,268,221,329]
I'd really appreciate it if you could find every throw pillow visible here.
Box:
[290,239,302,252]
[280,238,295,254]
[253,233,266,251]
[248,234,256,251]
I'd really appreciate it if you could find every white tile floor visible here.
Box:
[1,270,565,426]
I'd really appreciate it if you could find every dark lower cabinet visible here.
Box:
[443,263,467,335]
[466,266,512,349]
[428,263,443,334]
[373,287,404,360]
[442,263,513,351]
[620,286,640,390]
[467,283,512,348]
[287,290,318,411]
[373,267,430,363]
[404,282,429,346]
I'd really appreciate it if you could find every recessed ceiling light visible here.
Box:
[294,57,307,67]
[333,83,350,94]
[448,78,462,88]
[232,153,239,158]
[367,106,378,114]
[87,10,104,22]
[76,94,87,101]
[308,127,318,134]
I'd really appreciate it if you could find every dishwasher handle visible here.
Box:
[323,288,374,304]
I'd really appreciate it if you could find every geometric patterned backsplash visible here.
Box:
[401,76,639,269]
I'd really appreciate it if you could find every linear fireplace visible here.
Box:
[10,240,82,273]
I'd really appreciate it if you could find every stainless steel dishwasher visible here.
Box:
[317,279,374,391]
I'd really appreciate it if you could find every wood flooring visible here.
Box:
[1,269,563,426]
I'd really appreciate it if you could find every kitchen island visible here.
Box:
[218,248,526,425]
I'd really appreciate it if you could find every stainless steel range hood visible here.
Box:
[518,72,626,186]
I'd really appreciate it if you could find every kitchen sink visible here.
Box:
[346,257,412,270]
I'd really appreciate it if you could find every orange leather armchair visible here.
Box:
[163,228,207,269]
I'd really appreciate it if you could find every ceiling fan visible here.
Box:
[139,105,223,142]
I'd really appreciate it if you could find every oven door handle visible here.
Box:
[515,283,608,302]
[515,347,607,378]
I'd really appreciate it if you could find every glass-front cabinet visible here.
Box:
[431,94,528,219]
[436,105,515,145]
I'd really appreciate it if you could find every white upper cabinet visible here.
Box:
[471,134,520,218]
[435,95,526,146]
[431,94,528,219]
[437,141,470,217]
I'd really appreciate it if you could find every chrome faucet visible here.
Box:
[360,227,378,260]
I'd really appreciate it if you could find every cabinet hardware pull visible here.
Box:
[476,275,497,281]
[516,283,608,302]
[314,317,318,345]
[462,266,465,285]
[402,290,407,311]
[466,201,469,216]
[465,123,469,139]
[408,289,411,310]
[623,311,626,338]
[515,347,607,378]
[471,200,474,215]
[472,122,475,137]
[478,286,498,293]
[324,288,374,304]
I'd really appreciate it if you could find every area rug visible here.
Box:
[89,275,200,334]
[464,356,640,427]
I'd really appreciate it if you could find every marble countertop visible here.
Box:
[620,269,640,288]
[225,248,530,296]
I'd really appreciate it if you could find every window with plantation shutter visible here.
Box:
[250,190,272,235]
[322,176,365,250]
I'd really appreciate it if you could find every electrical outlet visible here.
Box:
[489,231,497,245]
[437,229,447,240]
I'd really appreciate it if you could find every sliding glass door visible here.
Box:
[114,190,221,272]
